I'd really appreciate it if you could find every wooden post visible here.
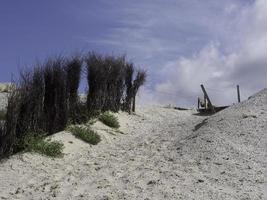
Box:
[132,96,136,112]
[204,95,207,109]
[237,85,241,103]
[200,84,215,113]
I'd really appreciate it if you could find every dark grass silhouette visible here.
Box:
[0,52,146,159]
[0,89,20,157]
[43,58,68,134]
[85,53,126,112]
[0,110,5,120]
[65,56,83,123]
[85,52,146,114]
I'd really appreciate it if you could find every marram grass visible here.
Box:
[68,126,101,145]
[99,112,120,129]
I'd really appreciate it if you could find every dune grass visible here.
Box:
[99,112,120,129]
[21,135,64,157]
[68,126,101,145]
[0,53,146,159]
[0,110,6,120]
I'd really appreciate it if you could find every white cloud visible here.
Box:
[138,43,236,106]
[138,0,267,107]
[78,0,266,107]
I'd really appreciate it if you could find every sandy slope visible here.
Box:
[0,89,266,200]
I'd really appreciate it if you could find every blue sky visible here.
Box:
[0,0,266,106]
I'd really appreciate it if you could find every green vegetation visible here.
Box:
[99,112,120,128]
[0,53,146,159]
[0,110,5,120]
[21,135,64,157]
[87,118,97,126]
[68,126,101,145]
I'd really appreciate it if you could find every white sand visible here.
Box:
[0,83,11,93]
[0,89,266,199]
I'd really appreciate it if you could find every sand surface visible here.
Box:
[0,89,266,200]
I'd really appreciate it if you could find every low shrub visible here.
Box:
[68,126,100,145]
[99,112,120,128]
[21,134,64,157]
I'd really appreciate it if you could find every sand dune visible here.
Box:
[0,89,266,199]
[0,83,12,93]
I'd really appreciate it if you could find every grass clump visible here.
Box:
[99,112,120,128]
[68,126,101,145]
[0,53,146,159]
[0,110,5,120]
[21,135,64,157]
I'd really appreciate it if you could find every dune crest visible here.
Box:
[0,89,266,199]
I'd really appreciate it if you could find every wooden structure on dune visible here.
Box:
[197,84,232,114]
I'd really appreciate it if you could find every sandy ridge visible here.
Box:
[0,89,266,199]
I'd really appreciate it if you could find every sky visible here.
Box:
[0,0,266,107]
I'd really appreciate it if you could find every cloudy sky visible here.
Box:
[0,0,266,106]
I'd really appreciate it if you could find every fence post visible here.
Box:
[200,84,215,113]
[132,96,136,112]
[237,85,241,103]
